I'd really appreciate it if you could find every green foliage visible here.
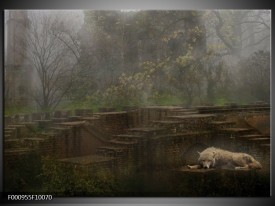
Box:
[215,97,228,106]
[115,172,146,195]
[97,60,169,109]
[4,152,43,192]
[58,101,87,111]
[148,92,183,106]
[201,51,234,104]
[79,11,207,106]
[237,51,270,103]
[168,49,204,106]
[40,157,118,196]
[100,73,149,108]
[5,106,37,116]
[176,51,194,67]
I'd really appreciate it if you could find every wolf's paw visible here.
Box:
[187,165,201,169]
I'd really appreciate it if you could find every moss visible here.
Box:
[4,106,37,116]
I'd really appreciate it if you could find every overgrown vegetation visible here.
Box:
[5,155,171,196]
[237,51,270,103]
[4,106,37,116]
[41,157,118,196]
[5,10,270,113]
[4,10,271,197]
[4,152,43,193]
[5,154,270,196]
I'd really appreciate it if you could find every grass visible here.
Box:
[4,106,38,116]
[148,93,183,106]
[57,100,100,113]
[5,93,256,116]
[4,94,183,116]
[215,97,228,106]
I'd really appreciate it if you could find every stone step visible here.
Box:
[182,111,199,115]
[169,110,198,115]
[5,125,27,138]
[152,120,184,125]
[238,134,269,140]
[56,121,86,127]
[4,139,22,148]
[5,131,13,135]
[261,144,270,148]
[6,124,26,128]
[114,134,144,142]
[157,131,211,139]
[68,116,82,121]
[51,118,69,123]
[220,128,256,135]
[5,127,17,131]
[49,127,71,133]
[80,116,100,123]
[58,155,115,166]
[169,114,217,120]
[108,140,138,148]
[4,148,33,156]
[126,127,167,136]
[152,120,189,133]
[22,137,45,148]
[248,138,270,143]
[209,120,235,126]
[18,122,36,130]
[4,128,17,138]
[96,146,128,157]
[97,146,127,152]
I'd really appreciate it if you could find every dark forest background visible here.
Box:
[5,10,271,114]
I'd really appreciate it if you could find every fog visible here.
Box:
[4,10,271,111]
[3,10,271,197]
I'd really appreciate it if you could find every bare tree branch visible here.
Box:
[213,11,235,54]
[239,21,270,30]
[24,13,78,111]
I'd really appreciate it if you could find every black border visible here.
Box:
[1,0,274,205]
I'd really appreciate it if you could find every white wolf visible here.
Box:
[187,147,262,170]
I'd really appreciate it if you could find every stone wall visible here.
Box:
[93,111,130,136]
[27,127,104,159]
[4,105,270,171]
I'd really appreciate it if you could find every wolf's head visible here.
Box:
[243,154,262,169]
[198,150,216,169]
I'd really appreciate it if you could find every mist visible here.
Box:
[4,10,271,111]
[3,10,271,197]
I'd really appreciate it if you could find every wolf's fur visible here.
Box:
[187,147,262,170]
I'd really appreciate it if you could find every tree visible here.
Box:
[208,10,270,58]
[23,13,78,111]
[237,51,270,103]
[199,10,270,104]
[165,50,204,107]
[79,10,270,108]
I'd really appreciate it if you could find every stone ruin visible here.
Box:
[4,103,271,195]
